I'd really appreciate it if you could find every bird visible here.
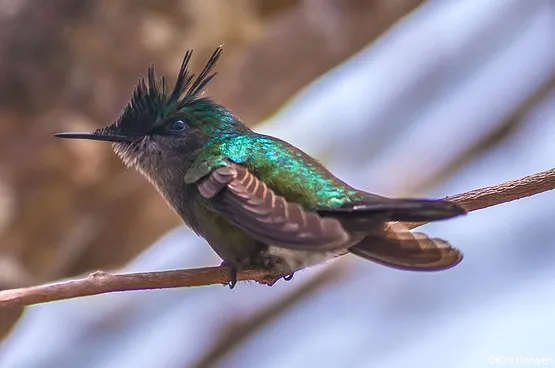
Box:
[54,46,466,288]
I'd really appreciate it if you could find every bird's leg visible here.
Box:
[283,273,294,281]
[221,262,238,289]
[228,265,238,289]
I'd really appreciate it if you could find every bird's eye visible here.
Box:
[170,120,186,132]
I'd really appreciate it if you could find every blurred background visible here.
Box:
[0,0,554,367]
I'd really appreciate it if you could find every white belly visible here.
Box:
[265,246,348,274]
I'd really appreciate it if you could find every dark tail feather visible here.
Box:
[349,222,463,271]
[320,198,466,223]
[383,199,465,222]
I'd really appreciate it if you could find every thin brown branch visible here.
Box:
[0,268,283,308]
[405,168,555,229]
[444,168,555,212]
[1,168,554,308]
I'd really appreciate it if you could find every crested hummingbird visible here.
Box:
[55,47,466,288]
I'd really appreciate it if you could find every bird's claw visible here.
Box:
[225,265,238,289]
[283,273,294,281]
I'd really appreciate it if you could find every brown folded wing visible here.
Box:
[197,163,350,250]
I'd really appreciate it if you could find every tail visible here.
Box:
[318,197,466,234]
[349,222,463,271]
[321,198,466,222]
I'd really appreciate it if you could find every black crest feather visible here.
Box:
[114,46,223,134]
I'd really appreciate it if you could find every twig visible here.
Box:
[1,168,554,308]
[444,168,555,212]
[0,268,283,307]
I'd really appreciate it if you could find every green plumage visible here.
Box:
[54,46,466,288]
[194,133,363,208]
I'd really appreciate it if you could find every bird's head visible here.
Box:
[55,46,246,174]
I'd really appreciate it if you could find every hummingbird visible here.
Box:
[55,47,466,288]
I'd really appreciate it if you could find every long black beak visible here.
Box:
[53,132,133,143]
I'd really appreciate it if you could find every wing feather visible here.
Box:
[349,222,463,270]
[197,163,351,250]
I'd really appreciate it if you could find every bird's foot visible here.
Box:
[283,273,294,281]
[228,266,238,289]
[221,262,238,289]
